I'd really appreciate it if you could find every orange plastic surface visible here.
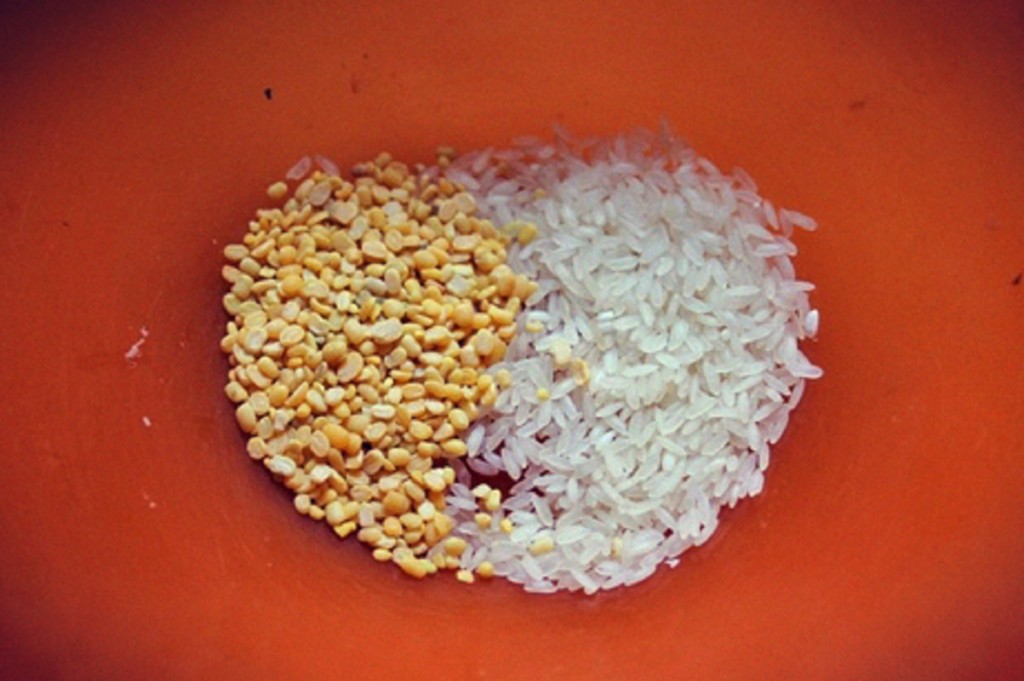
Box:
[1,1,1022,678]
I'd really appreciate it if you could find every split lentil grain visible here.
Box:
[529,534,555,556]
[221,151,536,581]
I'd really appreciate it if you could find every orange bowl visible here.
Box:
[2,1,1022,678]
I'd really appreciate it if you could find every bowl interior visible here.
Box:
[1,1,1022,678]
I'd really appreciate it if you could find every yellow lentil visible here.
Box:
[444,536,468,557]
[571,358,590,386]
[529,535,555,556]
[398,558,431,579]
[221,151,536,582]
[267,181,289,199]
[516,222,539,245]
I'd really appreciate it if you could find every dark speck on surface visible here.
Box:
[350,75,361,94]
[362,52,369,60]
[1012,272,1022,286]
[848,99,867,111]
[263,87,273,101]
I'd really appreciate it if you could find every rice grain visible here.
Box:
[442,128,821,594]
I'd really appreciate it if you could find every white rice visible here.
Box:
[285,155,312,180]
[439,127,821,594]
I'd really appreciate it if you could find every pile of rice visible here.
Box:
[439,127,821,594]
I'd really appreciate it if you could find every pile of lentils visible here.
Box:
[220,151,537,581]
